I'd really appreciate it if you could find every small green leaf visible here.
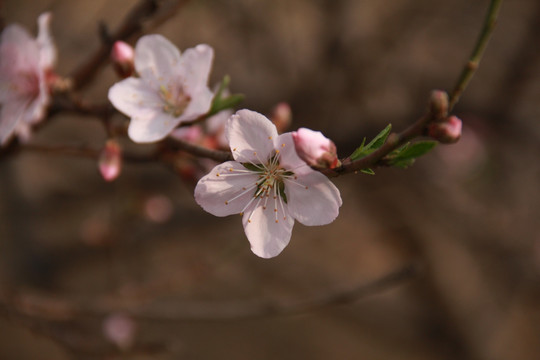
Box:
[389,140,437,168]
[366,124,392,151]
[360,168,375,175]
[208,75,244,115]
[350,124,392,161]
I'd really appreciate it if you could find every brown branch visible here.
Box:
[167,138,233,162]
[0,263,417,323]
[17,144,159,164]
[70,0,191,90]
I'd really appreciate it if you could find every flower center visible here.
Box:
[159,84,191,117]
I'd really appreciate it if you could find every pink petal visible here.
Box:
[179,44,214,93]
[275,133,311,175]
[108,77,162,118]
[134,35,181,88]
[0,25,39,73]
[181,86,213,120]
[242,196,294,258]
[37,12,56,69]
[195,161,260,217]
[226,109,278,163]
[285,170,342,226]
[127,111,180,143]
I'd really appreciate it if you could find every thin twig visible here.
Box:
[70,0,191,90]
[0,263,417,323]
[325,0,503,177]
[448,0,503,110]
[167,138,233,162]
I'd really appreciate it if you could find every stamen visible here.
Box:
[225,183,258,204]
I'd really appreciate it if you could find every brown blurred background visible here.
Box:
[1,0,540,359]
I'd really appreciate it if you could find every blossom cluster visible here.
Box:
[107,35,343,258]
[0,16,343,258]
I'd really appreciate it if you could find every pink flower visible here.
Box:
[0,13,56,146]
[108,35,214,143]
[195,110,342,258]
[292,128,339,169]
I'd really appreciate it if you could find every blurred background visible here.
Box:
[1,0,540,359]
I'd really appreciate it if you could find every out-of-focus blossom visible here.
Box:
[108,35,214,143]
[144,194,174,223]
[110,41,135,78]
[103,313,137,351]
[270,102,292,134]
[428,115,462,144]
[195,109,342,258]
[98,139,122,181]
[0,13,56,146]
[292,127,339,169]
[206,107,233,149]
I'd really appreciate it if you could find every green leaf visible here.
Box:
[350,124,392,161]
[366,124,392,151]
[360,168,375,175]
[388,140,437,168]
[208,75,244,115]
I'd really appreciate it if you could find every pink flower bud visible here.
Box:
[270,102,292,133]
[292,128,339,169]
[111,41,135,78]
[98,139,122,181]
[103,313,137,350]
[428,115,462,144]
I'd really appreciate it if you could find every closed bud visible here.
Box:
[270,102,292,133]
[428,115,462,144]
[111,41,135,78]
[429,90,449,120]
[292,128,340,169]
[98,139,122,181]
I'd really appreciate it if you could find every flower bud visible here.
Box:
[98,139,122,181]
[270,102,292,133]
[428,115,462,144]
[429,90,449,120]
[110,41,135,78]
[292,128,339,169]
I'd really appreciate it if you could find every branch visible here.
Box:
[167,138,233,162]
[448,0,503,110]
[0,263,417,323]
[70,0,191,90]
[324,0,503,177]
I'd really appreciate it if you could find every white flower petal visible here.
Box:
[182,86,213,120]
[242,197,294,258]
[195,161,260,216]
[227,109,277,163]
[285,170,342,226]
[0,24,39,73]
[134,35,180,87]
[37,12,56,68]
[127,111,180,143]
[108,77,162,118]
[275,133,312,175]
[180,44,214,93]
